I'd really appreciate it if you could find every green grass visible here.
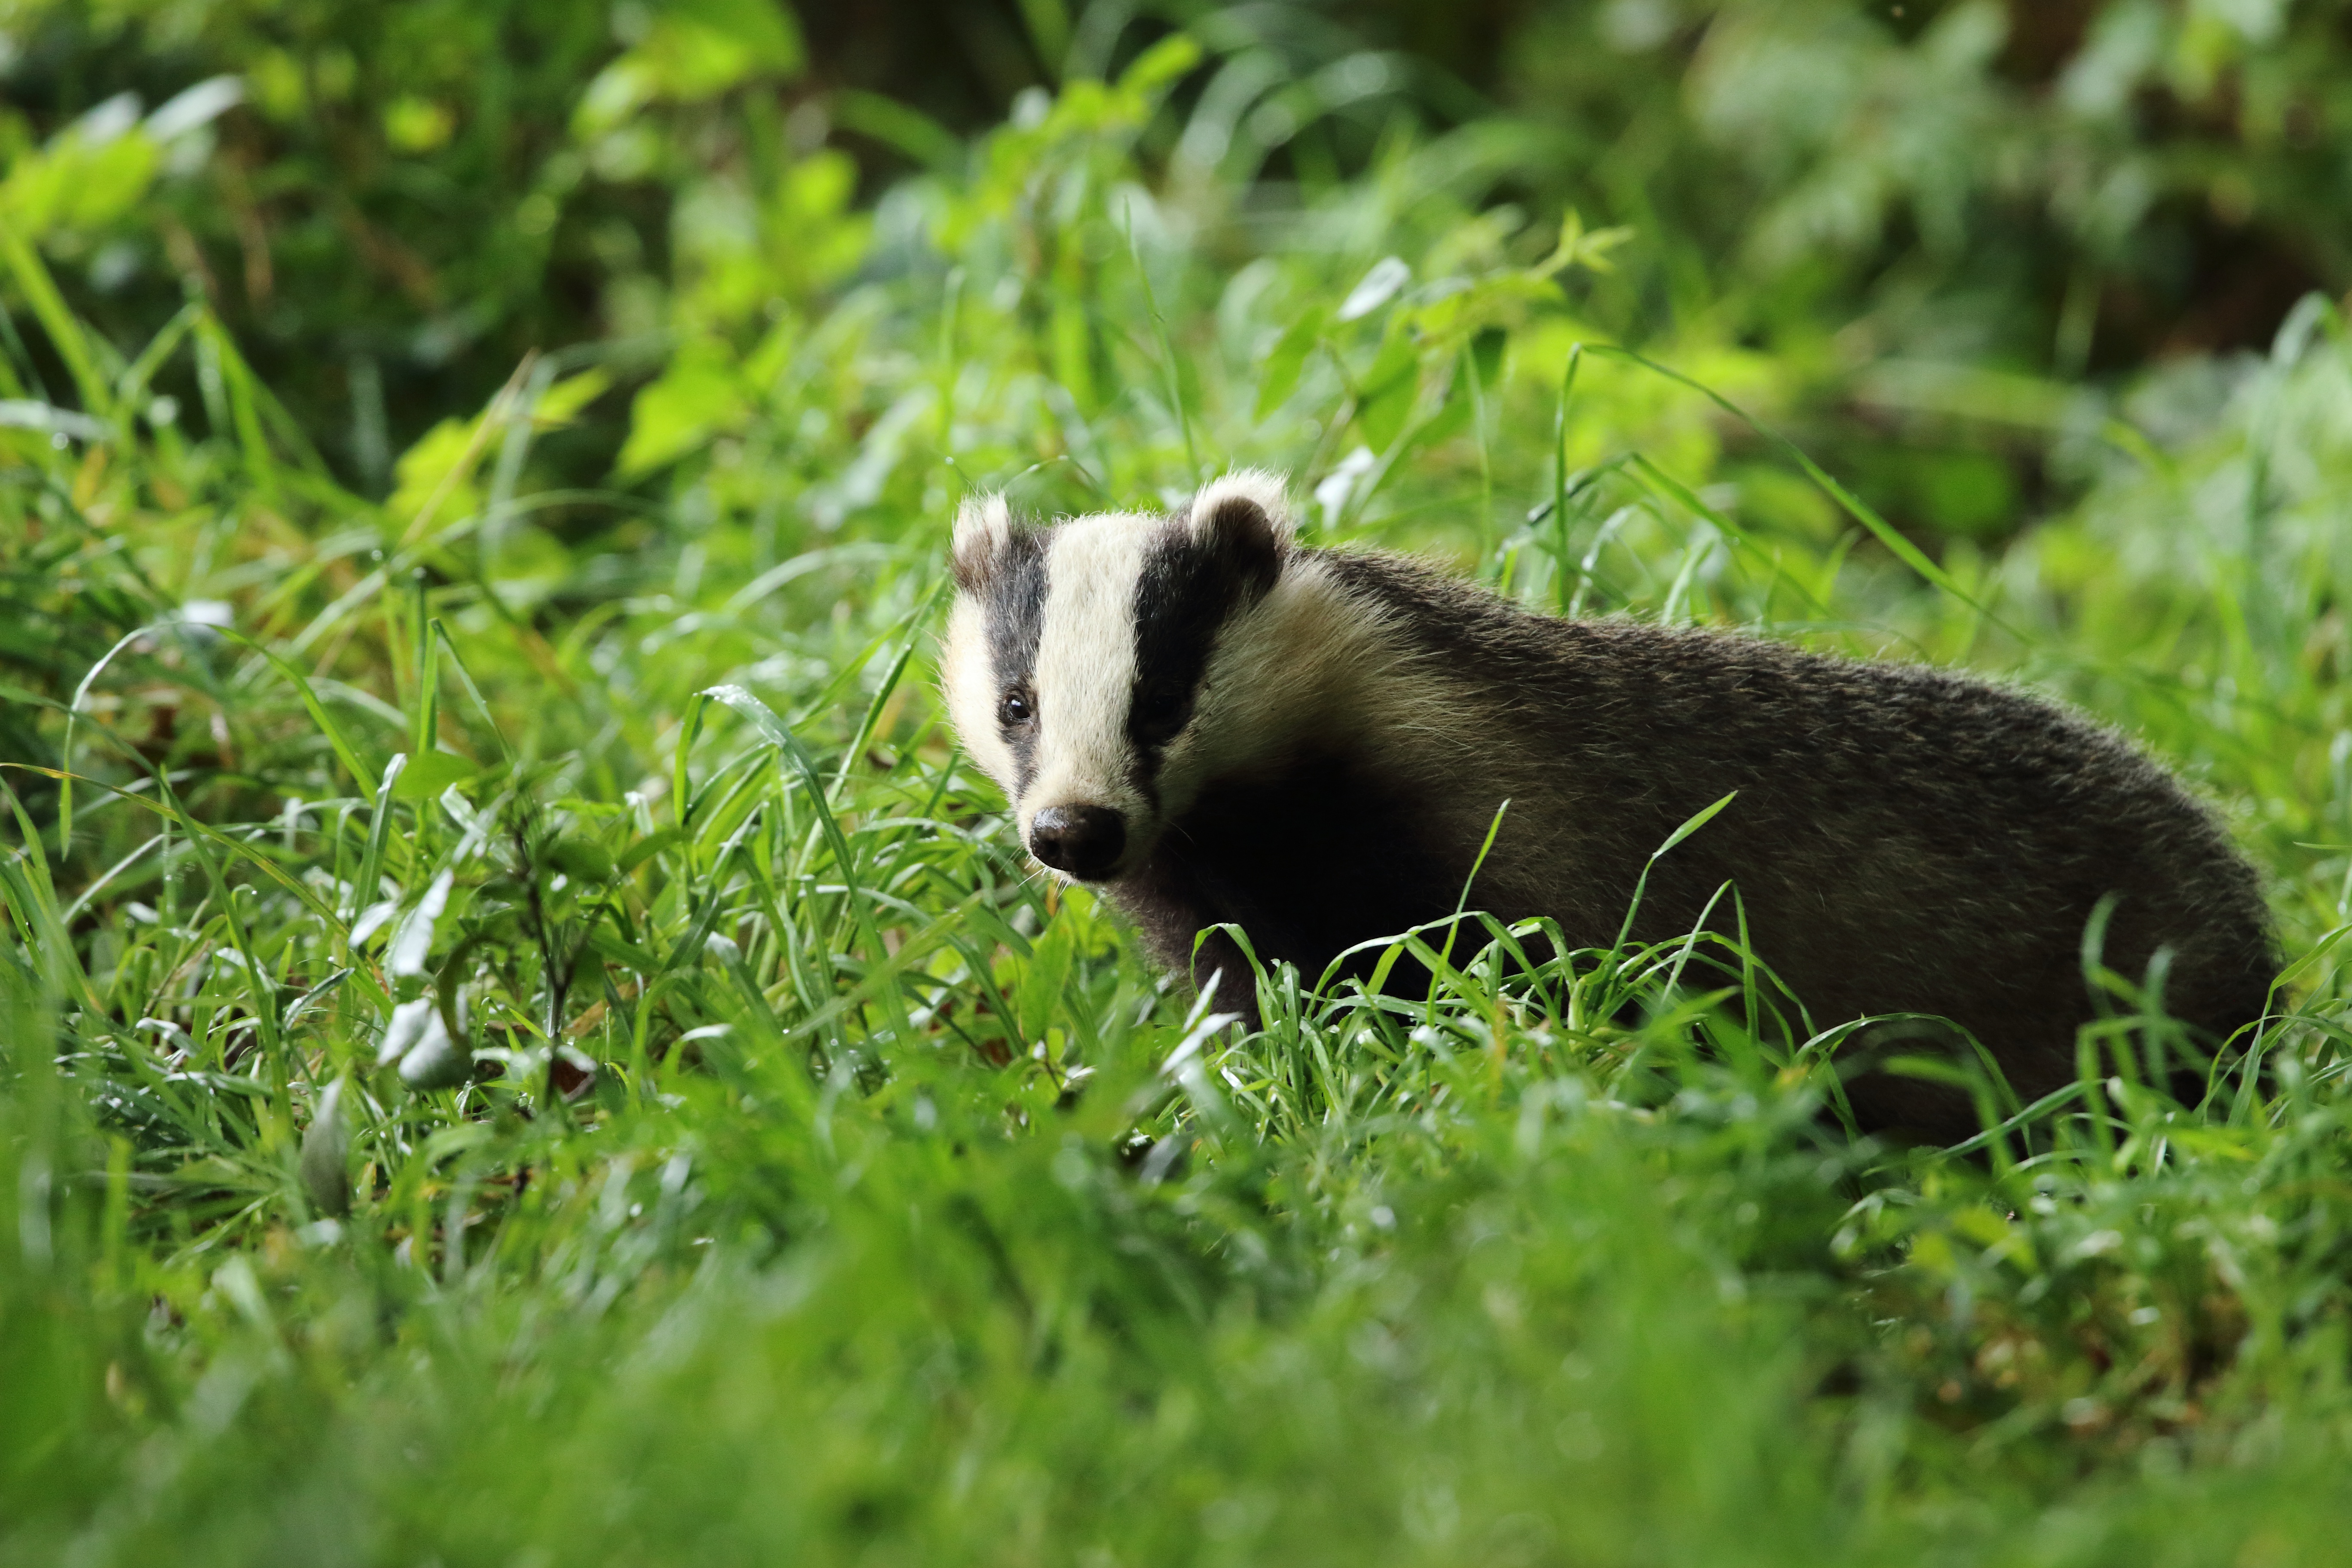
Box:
[12,52,2352,1567]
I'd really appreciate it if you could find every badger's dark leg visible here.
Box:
[1192,929,1263,1028]
[1106,858,1263,1028]
[1111,753,1476,1027]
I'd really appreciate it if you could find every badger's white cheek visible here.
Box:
[941,604,1017,796]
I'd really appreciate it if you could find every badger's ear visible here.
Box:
[1188,470,1296,541]
[951,493,1012,593]
[1184,470,1294,596]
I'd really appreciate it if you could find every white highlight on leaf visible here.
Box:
[377,997,440,1066]
[386,869,454,978]
[378,997,468,1088]
[1158,978,1241,1077]
[396,1016,469,1088]
[0,401,109,440]
[76,92,143,147]
[299,1078,350,1218]
[1336,256,1409,322]
[146,76,244,141]
[349,900,398,947]
[1315,445,1378,529]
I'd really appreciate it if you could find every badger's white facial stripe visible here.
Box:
[1025,514,1156,833]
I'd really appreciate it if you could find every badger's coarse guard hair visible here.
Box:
[942,472,2278,1140]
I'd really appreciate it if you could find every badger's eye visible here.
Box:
[998,688,1035,726]
[1134,685,1187,739]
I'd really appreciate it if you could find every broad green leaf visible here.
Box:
[1018,913,1076,1048]
[1255,306,1329,422]
[388,416,487,534]
[531,369,612,426]
[546,834,617,886]
[390,750,477,800]
[616,341,746,477]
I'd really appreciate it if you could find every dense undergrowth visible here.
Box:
[12,3,2352,1563]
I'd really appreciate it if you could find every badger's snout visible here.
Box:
[1028,804,1127,880]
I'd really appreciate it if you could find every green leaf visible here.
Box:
[617,826,685,876]
[1356,327,1422,453]
[388,416,488,534]
[1018,913,1077,1048]
[616,340,747,478]
[584,925,662,972]
[1117,32,1203,98]
[0,223,110,420]
[546,834,617,886]
[531,368,612,426]
[833,90,963,172]
[1255,307,1328,422]
[575,0,803,133]
[298,1078,351,1218]
[1653,790,1739,861]
[1357,325,1418,401]
[390,750,477,800]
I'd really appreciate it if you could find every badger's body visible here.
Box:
[942,472,2276,1138]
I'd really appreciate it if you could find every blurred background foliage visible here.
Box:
[11,0,2352,509]
[12,0,2352,875]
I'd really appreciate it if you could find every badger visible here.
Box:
[940,470,2277,1139]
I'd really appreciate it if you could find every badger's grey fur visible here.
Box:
[942,471,2276,1139]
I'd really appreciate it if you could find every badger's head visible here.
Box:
[941,471,1298,882]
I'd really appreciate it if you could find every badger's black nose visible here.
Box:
[1029,805,1126,879]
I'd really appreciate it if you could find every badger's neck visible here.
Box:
[1131,546,1552,939]
[1177,550,1498,796]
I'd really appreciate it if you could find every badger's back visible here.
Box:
[1153,550,2275,1135]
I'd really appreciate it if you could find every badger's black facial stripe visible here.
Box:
[983,524,1049,795]
[1127,502,1282,769]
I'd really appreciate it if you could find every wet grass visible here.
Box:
[9,55,2352,1566]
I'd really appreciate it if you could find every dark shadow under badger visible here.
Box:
[941,472,2277,1141]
